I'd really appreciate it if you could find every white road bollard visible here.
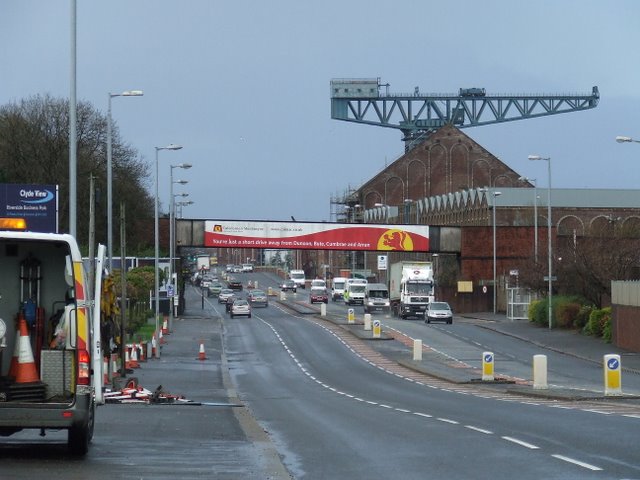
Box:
[363,313,372,331]
[320,303,326,316]
[372,319,381,339]
[604,354,622,396]
[348,308,355,324]
[532,354,548,390]
[413,339,423,361]
[482,351,494,381]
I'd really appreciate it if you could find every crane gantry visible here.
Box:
[330,78,599,150]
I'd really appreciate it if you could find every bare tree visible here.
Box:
[0,94,154,253]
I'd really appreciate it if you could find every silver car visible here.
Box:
[248,290,268,307]
[230,299,252,318]
[425,301,453,324]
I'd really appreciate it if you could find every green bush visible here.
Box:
[528,299,546,326]
[584,307,611,338]
[574,305,593,330]
[556,303,581,329]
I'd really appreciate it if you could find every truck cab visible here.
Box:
[331,277,347,302]
[364,283,390,314]
[289,269,306,289]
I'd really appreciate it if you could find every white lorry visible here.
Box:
[0,218,104,455]
[388,261,434,319]
[330,277,347,302]
[289,269,306,289]
[343,278,367,306]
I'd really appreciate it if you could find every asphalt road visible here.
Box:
[2,270,639,479]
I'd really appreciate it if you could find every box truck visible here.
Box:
[388,261,434,319]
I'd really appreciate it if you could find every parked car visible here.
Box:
[248,289,268,307]
[281,279,297,292]
[228,278,243,291]
[425,301,453,324]
[207,282,224,297]
[230,299,252,318]
[309,287,328,304]
[218,288,235,304]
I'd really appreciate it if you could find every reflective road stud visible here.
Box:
[348,308,355,324]
[604,354,622,395]
[482,351,494,381]
[372,319,381,339]
[532,354,548,390]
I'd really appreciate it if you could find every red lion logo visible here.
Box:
[378,230,413,251]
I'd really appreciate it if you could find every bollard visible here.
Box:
[413,339,422,361]
[532,354,548,390]
[604,354,622,395]
[280,291,286,301]
[255,281,259,289]
[348,308,355,324]
[320,303,326,316]
[482,351,494,381]
[363,313,372,331]
[372,319,381,338]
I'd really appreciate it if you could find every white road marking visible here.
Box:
[465,425,493,434]
[502,436,539,449]
[551,454,602,471]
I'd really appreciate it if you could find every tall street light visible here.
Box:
[154,144,182,357]
[491,191,502,314]
[169,164,191,328]
[176,200,194,218]
[519,176,538,262]
[615,135,640,144]
[529,155,552,329]
[107,90,143,272]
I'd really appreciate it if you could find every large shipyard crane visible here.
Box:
[330,78,599,150]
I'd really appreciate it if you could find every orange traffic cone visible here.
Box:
[151,334,157,358]
[162,317,168,335]
[159,329,166,345]
[14,315,40,383]
[197,342,207,361]
[8,329,20,379]
[127,344,140,369]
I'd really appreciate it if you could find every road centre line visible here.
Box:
[551,454,602,471]
[465,425,493,434]
[502,436,539,449]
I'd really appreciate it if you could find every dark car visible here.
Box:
[425,301,453,324]
[309,287,328,304]
[228,278,243,291]
[281,279,297,292]
[247,289,268,307]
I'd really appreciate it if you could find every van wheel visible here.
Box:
[68,400,93,456]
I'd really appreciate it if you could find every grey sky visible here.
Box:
[2,1,639,223]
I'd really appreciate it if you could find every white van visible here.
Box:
[343,278,367,306]
[310,279,326,290]
[289,269,306,289]
[331,277,347,302]
[364,283,390,314]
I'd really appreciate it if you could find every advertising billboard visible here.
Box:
[204,221,429,252]
[0,184,58,233]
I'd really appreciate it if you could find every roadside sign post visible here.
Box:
[604,354,622,395]
[482,351,494,381]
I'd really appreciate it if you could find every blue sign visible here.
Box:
[167,285,174,297]
[0,184,58,233]
[607,358,619,370]
[484,353,493,363]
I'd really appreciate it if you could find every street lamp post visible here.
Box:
[107,90,143,272]
[175,200,194,218]
[615,135,640,144]
[519,176,538,262]
[167,167,191,331]
[154,144,182,357]
[169,164,191,331]
[529,155,552,329]
[491,191,502,314]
